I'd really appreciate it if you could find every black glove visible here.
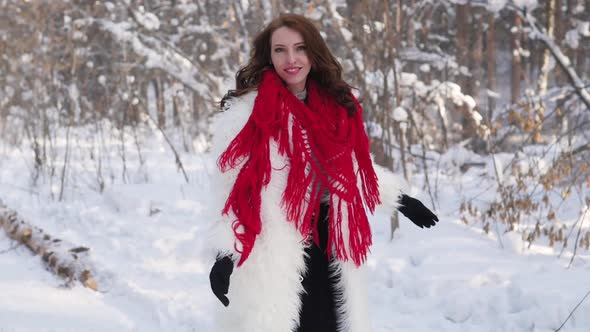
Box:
[209,255,234,307]
[398,194,439,228]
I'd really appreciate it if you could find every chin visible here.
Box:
[287,79,304,86]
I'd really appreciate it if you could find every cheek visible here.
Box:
[303,55,311,67]
[271,53,282,65]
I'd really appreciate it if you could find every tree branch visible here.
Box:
[507,4,590,111]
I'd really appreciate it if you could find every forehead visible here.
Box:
[270,26,304,45]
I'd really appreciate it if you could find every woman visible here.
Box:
[207,13,438,332]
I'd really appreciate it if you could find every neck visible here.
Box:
[294,89,307,101]
[287,81,306,94]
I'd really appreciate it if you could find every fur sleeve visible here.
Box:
[204,92,258,260]
[373,163,409,217]
[354,153,408,217]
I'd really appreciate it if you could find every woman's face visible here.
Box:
[270,26,311,94]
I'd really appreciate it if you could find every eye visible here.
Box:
[297,45,307,51]
[274,47,284,52]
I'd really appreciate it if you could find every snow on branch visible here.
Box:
[0,200,98,291]
[96,16,220,97]
[398,47,458,71]
[506,3,590,111]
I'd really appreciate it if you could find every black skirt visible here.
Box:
[297,202,338,332]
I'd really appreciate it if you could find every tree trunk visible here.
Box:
[193,92,201,123]
[565,0,578,81]
[405,0,417,74]
[554,0,566,85]
[154,77,166,128]
[173,95,181,127]
[395,0,403,50]
[270,0,280,19]
[486,11,498,121]
[535,0,556,143]
[538,0,555,96]
[470,8,484,106]
[456,2,474,139]
[372,2,394,169]
[582,1,590,79]
[456,3,470,92]
[511,12,523,105]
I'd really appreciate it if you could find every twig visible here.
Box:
[434,155,441,205]
[405,106,437,211]
[0,243,19,254]
[421,143,437,211]
[558,205,588,259]
[567,206,589,268]
[132,123,147,182]
[487,137,505,249]
[138,100,190,184]
[554,288,590,331]
[571,143,590,156]
[58,125,71,202]
[118,112,129,184]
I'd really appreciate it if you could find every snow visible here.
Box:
[0,122,589,331]
[486,89,500,99]
[519,47,531,58]
[513,0,539,11]
[566,29,580,49]
[373,21,384,33]
[20,54,32,64]
[0,253,133,331]
[472,110,483,126]
[99,19,214,96]
[486,0,508,13]
[462,95,476,110]
[400,72,418,86]
[573,4,585,14]
[521,9,590,109]
[341,27,352,42]
[577,21,590,37]
[104,2,115,11]
[392,107,408,122]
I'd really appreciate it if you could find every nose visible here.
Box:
[287,50,296,64]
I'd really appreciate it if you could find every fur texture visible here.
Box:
[206,91,406,332]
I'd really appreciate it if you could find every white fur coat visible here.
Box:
[206,91,406,332]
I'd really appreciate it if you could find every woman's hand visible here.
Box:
[209,255,234,307]
[397,194,439,228]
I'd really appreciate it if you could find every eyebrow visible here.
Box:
[272,42,306,47]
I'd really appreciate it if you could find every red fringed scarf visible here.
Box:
[218,70,380,267]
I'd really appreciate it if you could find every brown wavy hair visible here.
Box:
[221,13,357,116]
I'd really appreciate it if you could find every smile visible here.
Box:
[284,67,301,75]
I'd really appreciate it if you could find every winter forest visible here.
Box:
[0,0,589,331]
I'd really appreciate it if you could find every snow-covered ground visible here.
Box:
[0,128,589,332]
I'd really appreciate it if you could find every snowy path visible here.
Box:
[1,148,589,331]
